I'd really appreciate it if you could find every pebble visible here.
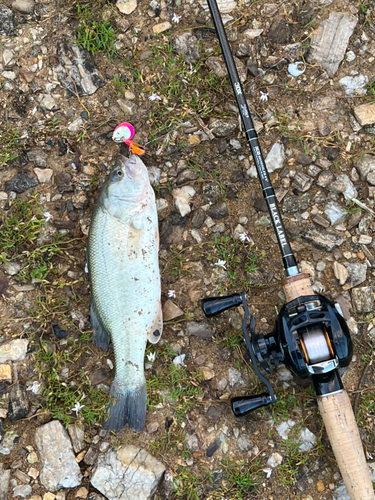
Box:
[172,186,195,217]
[353,102,375,127]
[171,33,200,64]
[13,485,32,498]
[4,261,21,276]
[0,431,19,455]
[351,287,374,314]
[68,118,84,133]
[116,0,137,14]
[34,168,53,183]
[5,172,38,193]
[0,5,14,35]
[0,364,12,383]
[343,262,367,288]
[267,452,283,468]
[0,339,29,362]
[237,434,254,452]
[333,261,348,285]
[152,22,171,35]
[228,367,246,388]
[339,75,368,95]
[186,322,214,339]
[116,99,137,116]
[324,201,348,225]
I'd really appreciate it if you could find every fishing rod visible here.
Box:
[201,1,374,498]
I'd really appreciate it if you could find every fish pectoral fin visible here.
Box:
[90,301,111,351]
[147,309,163,344]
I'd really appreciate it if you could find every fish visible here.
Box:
[87,154,163,432]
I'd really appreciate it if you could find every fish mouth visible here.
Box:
[123,155,140,178]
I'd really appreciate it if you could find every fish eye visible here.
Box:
[116,170,123,177]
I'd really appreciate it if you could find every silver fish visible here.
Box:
[87,154,162,432]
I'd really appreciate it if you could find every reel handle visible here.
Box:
[231,393,273,416]
[202,293,243,317]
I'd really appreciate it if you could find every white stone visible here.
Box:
[0,339,28,363]
[39,94,56,110]
[200,0,237,14]
[333,261,348,285]
[3,49,15,66]
[298,428,317,452]
[172,186,195,217]
[353,102,375,127]
[3,261,21,275]
[339,75,368,96]
[67,118,84,133]
[267,452,283,468]
[1,70,16,80]
[276,420,295,440]
[116,0,137,14]
[90,445,165,500]
[35,421,82,492]
[243,28,263,38]
[324,202,348,225]
[152,22,172,35]
[265,143,285,173]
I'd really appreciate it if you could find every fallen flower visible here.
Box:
[263,468,272,479]
[149,92,162,101]
[214,259,227,270]
[168,290,176,299]
[147,352,156,362]
[71,402,85,415]
[26,381,41,394]
[260,91,269,102]
[172,13,182,23]
[239,232,251,243]
[43,212,53,222]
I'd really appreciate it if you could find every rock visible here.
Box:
[3,261,20,275]
[328,174,357,200]
[191,209,205,228]
[237,434,254,452]
[39,94,57,111]
[201,366,215,380]
[8,382,28,422]
[339,75,368,96]
[300,225,346,252]
[4,172,38,193]
[117,99,137,116]
[265,143,285,173]
[0,430,18,455]
[2,49,15,67]
[13,485,32,498]
[0,463,11,500]
[208,202,229,220]
[90,445,165,500]
[307,13,357,76]
[354,103,375,127]
[316,170,334,188]
[235,43,251,57]
[199,0,237,14]
[276,364,293,381]
[206,406,222,420]
[55,171,73,192]
[176,169,199,185]
[55,38,104,96]
[34,168,53,183]
[282,193,311,213]
[0,5,14,35]
[324,202,347,225]
[172,186,195,217]
[186,322,214,339]
[203,182,222,204]
[67,424,85,454]
[313,214,330,228]
[333,262,348,285]
[208,118,237,138]
[171,33,200,64]
[317,119,331,136]
[0,364,11,383]
[75,488,89,499]
[0,339,28,363]
[323,145,340,161]
[116,0,137,14]
[206,55,247,83]
[356,154,375,181]
[162,300,184,321]
[206,437,224,457]
[298,428,317,452]
[351,287,374,314]
[152,22,171,35]
[267,452,283,467]
[293,173,313,192]
[67,118,84,133]
[268,16,298,44]
[343,262,367,289]
[228,367,246,388]
[276,420,295,440]
[35,420,82,492]
[12,0,34,13]
[27,149,47,167]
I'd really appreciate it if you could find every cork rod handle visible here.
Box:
[318,391,374,500]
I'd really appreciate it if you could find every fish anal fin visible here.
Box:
[90,301,111,351]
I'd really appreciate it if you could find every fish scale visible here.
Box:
[87,154,162,432]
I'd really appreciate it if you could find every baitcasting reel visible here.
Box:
[202,292,353,416]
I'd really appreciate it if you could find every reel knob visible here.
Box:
[202,293,243,317]
[231,393,274,416]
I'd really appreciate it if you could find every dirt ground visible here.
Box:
[0,0,375,498]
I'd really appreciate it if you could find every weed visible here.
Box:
[367,80,375,101]
[219,457,261,498]
[35,337,108,427]
[0,125,20,166]
[112,74,127,97]
[146,342,203,422]
[76,4,117,57]
[172,468,201,500]
[278,433,309,487]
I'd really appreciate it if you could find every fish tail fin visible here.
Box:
[102,379,147,432]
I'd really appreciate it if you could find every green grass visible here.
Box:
[278,435,309,487]
[76,3,117,57]
[146,342,203,422]
[219,457,261,498]
[35,337,109,427]
[0,125,20,166]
